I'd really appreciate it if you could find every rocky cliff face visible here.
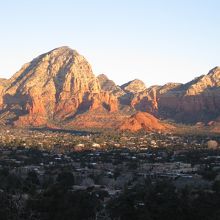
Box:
[0,78,8,107]
[117,79,146,108]
[124,67,220,123]
[97,74,124,96]
[0,46,219,130]
[155,67,220,123]
[0,47,118,126]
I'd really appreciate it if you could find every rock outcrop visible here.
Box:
[0,46,220,131]
[121,79,146,94]
[119,112,173,132]
[0,47,118,126]
[0,78,8,107]
[97,74,124,96]
[125,67,220,123]
[155,67,220,123]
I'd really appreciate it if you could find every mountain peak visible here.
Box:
[208,66,220,75]
[2,47,111,126]
[121,79,146,93]
[1,47,220,129]
[9,46,89,85]
[49,46,79,55]
[97,74,124,96]
[39,46,80,62]
[97,74,109,81]
[54,46,72,50]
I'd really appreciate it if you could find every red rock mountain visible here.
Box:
[97,74,124,96]
[0,47,118,127]
[130,67,220,123]
[120,79,146,93]
[0,46,219,131]
[0,78,8,107]
[119,112,173,132]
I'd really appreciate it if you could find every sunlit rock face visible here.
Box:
[121,79,146,94]
[127,67,220,123]
[155,67,220,123]
[119,111,173,132]
[0,78,8,107]
[97,74,124,97]
[0,47,118,126]
[0,46,220,130]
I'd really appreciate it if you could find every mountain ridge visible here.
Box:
[0,46,220,132]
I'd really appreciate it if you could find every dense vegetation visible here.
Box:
[1,166,220,220]
[108,180,220,220]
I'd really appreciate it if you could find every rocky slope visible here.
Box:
[0,47,118,127]
[155,67,220,123]
[119,112,173,132]
[123,67,220,123]
[67,109,127,129]
[0,78,8,107]
[0,46,219,131]
[120,79,146,93]
[97,74,124,96]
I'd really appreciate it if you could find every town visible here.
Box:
[0,128,220,219]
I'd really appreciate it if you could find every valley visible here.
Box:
[0,46,220,219]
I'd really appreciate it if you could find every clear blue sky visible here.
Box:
[0,0,220,86]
